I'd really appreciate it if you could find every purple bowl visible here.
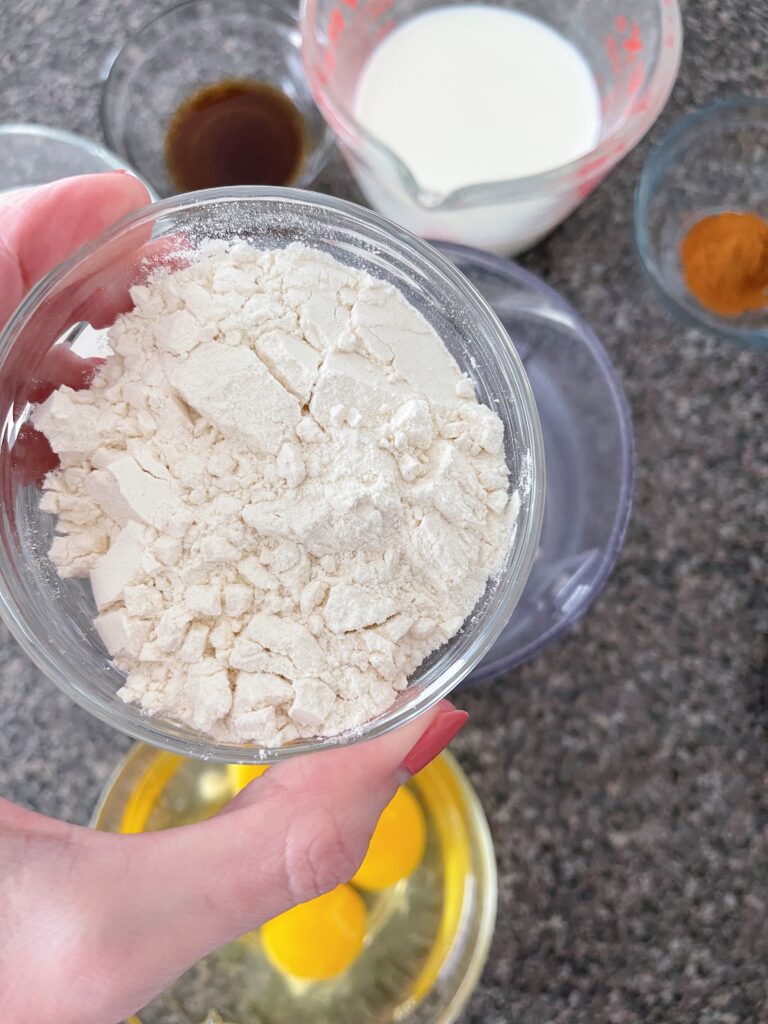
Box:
[434,244,635,681]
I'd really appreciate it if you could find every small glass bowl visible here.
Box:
[0,123,157,197]
[101,0,335,198]
[635,96,768,347]
[0,187,544,764]
[92,746,497,1024]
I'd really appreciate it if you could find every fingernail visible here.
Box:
[399,707,468,778]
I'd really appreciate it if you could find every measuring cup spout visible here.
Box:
[412,185,448,211]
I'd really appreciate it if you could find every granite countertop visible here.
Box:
[1,1,767,1021]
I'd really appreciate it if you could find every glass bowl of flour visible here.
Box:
[0,188,543,763]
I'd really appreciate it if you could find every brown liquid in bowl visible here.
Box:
[164,79,307,191]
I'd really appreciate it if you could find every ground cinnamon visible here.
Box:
[680,211,768,317]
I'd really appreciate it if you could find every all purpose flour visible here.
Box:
[33,242,517,745]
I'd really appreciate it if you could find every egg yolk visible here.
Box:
[352,786,427,891]
[227,763,268,794]
[261,884,367,980]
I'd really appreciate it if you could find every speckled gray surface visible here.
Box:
[1,0,767,1021]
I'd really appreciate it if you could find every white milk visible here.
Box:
[351,5,602,254]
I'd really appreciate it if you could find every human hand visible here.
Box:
[0,175,469,1024]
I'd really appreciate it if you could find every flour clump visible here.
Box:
[34,242,516,745]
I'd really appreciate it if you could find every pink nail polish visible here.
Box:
[401,708,468,777]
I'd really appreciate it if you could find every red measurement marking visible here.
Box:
[328,6,345,43]
[575,152,610,199]
[580,154,609,177]
[367,0,394,19]
[601,86,617,113]
[605,34,622,76]
[322,47,337,74]
[342,0,357,8]
[615,14,628,33]
[375,18,395,42]
[664,32,676,48]
[626,59,645,98]
[623,22,643,54]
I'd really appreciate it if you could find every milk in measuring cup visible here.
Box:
[353,4,602,254]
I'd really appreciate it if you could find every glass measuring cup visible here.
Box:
[301,0,682,255]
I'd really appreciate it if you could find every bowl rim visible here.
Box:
[300,0,683,209]
[0,122,159,200]
[0,185,544,763]
[634,94,768,347]
[99,0,336,193]
[435,243,635,681]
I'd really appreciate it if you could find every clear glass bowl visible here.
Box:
[301,0,683,254]
[432,245,634,681]
[93,746,497,1024]
[0,123,157,197]
[101,0,335,198]
[635,96,768,347]
[0,187,544,763]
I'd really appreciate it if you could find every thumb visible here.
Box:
[0,172,150,325]
[85,702,467,1016]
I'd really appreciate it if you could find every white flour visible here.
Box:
[33,242,515,745]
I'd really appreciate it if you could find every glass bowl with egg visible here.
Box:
[0,187,544,763]
[93,745,497,1024]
